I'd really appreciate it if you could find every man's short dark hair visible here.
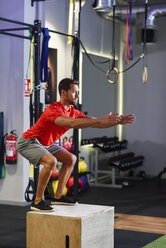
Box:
[58,78,79,96]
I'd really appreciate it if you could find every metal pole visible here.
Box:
[73,0,82,203]
[33,19,41,195]
[34,19,41,123]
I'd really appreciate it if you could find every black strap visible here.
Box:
[120,54,144,73]
[111,3,116,68]
[143,1,148,68]
[25,179,35,202]
[78,37,106,73]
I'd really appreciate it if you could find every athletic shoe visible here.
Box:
[51,195,76,206]
[30,200,55,212]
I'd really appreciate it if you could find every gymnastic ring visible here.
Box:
[142,66,148,84]
[107,67,119,84]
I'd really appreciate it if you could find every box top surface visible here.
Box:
[27,203,114,219]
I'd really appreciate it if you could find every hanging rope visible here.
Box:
[78,35,144,77]
[106,0,119,84]
[77,37,106,73]
[142,0,148,84]
[120,53,144,73]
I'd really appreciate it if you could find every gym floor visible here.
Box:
[0,177,166,248]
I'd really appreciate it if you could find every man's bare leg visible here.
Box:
[34,153,57,204]
[54,150,77,199]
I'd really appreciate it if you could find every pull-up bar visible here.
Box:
[0,27,29,32]
[0,16,76,40]
[0,17,33,40]
[0,30,31,40]
[0,17,33,27]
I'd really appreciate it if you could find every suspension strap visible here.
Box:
[107,0,119,84]
[40,28,50,82]
[111,2,116,69]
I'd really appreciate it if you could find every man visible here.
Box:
[16,78,135,212]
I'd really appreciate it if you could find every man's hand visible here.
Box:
[119,114,136,125]
[98,112,121,128]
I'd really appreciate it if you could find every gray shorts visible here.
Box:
[16,136,65,167]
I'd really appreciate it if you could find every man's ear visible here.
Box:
[61,89,66,96]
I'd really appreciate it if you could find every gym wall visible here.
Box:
[0,0,25,205]
[125,19,166,176]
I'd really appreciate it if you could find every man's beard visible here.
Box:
[71,99,78,106]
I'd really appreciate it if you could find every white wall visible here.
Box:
[0,0,25,204]
[45,0,68,101]
[124,18,166,176]
[79,4,166,177]
[77,0,120,162]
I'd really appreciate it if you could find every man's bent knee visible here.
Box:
[68,154,77,167]
[39,153,57,170]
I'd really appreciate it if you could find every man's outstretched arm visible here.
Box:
[53,113,135,129]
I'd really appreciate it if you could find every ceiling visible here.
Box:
[116,0,166,6]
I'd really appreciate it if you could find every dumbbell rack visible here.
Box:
[81,136,144,188]
[92,147,122,188]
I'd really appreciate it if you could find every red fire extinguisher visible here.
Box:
[5,130,18,164]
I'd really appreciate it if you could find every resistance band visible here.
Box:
[128,1,134,61]
[142,0,148,84]
[68,0,74,45]
[40,28,50,83]
[125,0,134,64]
[25,28,33,81]
[30,38,34,94]
[107,0,119,84]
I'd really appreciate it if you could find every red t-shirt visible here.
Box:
[22,101,86,146]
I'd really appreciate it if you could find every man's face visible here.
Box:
[64,84,79,106]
